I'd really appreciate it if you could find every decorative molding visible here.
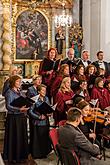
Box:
[2,0,12,70]
[0,1,3,70]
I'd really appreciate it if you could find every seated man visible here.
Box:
[58,107,110,165]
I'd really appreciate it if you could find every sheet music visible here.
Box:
[31,94,40,102]
[51,103,58,111]
[89,99,98,107]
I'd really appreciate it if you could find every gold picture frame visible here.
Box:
[12,1,51,62]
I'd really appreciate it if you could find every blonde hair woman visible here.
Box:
[54,77,74,125]
[50,64,69,103]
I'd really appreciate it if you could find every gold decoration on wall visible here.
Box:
[2,0,12,70]
[0,1,3,70]
[69,23,83,58]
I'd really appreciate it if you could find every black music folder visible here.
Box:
[42,58,60,71]
[35,102,54,115]
[10,96,35,108]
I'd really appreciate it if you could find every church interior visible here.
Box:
[0,0,110,164]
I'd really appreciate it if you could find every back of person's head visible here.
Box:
[9,75,22,88]
[77,100,89,110]
[73,95,84,107]
[67,107,81,122]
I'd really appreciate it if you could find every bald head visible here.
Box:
[67,48,75,60]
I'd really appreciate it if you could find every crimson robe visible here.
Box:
[54,90,74,124]
[91,87,110,110]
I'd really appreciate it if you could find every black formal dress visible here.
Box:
[3,89,28,163]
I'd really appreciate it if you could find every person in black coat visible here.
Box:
[61,48,80,76]
[58,107,110,165]
[78,50,91,68]
[92,51,109,77]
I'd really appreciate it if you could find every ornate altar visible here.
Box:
[0,0,83,80]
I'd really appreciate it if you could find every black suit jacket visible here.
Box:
[92,61,109,77]
[61,58,80,76]
[58,123,100,165]
[78,59,91,68]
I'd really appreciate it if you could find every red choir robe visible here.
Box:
[54,90,74,124]
[39,58,60,86]
[50,75,63,102]
[91,87,110,110]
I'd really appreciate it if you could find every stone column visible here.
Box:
[0,1,3,70]
[51,7,56,48]
[2,0,12,70]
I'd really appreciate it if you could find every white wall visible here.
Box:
[73,0,80,23]
[82,0,91,53]
[82,0,110,62]
[100,0,110,61]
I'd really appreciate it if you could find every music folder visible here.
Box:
[10,96,35,108]
[35,102,54,115]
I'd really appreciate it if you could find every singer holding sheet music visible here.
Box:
[29,84,52,159]
[3,75,29,163]
[91,77,110,110]
[39,48,60,100]
[54,77,74,125]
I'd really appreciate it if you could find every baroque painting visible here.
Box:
[16,10,48,60]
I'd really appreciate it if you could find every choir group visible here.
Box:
[2,47,110,164]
